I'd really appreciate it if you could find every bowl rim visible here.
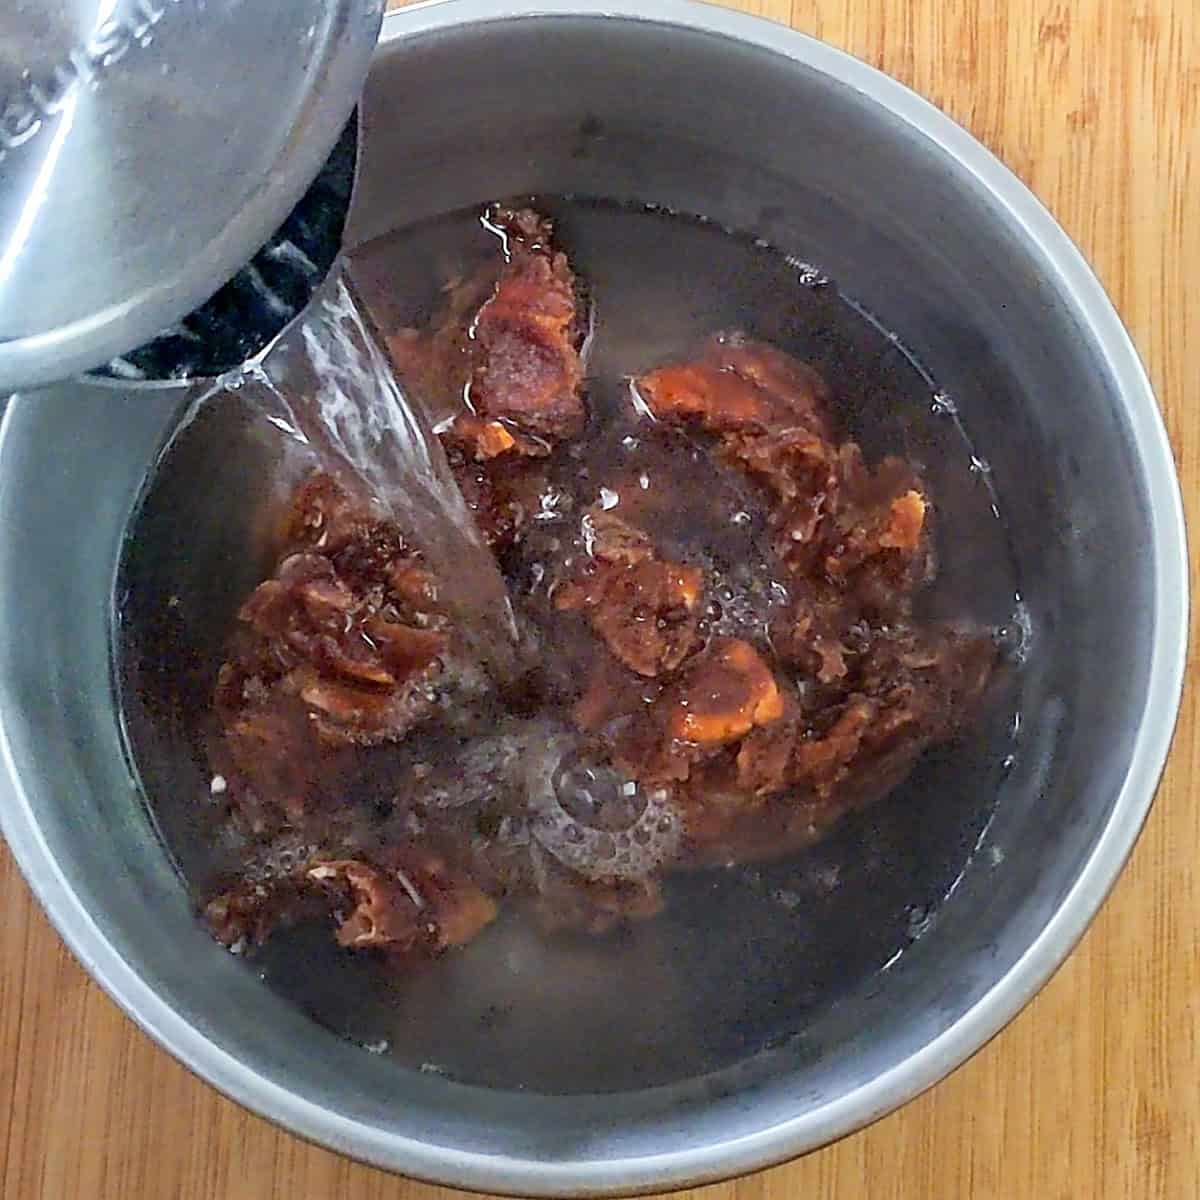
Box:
[0,1,1188,1194]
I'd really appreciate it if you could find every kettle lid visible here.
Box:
[0,0,382,391]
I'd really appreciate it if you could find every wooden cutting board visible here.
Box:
[2,1,1196,1196]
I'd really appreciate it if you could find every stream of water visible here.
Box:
[224,265,522,684]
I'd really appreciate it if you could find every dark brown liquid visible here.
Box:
[116,197,1024,1093]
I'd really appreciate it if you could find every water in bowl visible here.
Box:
[115,195,1025,1092]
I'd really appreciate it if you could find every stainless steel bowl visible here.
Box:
[0,1,1187,1194]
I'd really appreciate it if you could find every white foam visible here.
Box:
[525,736,683,882]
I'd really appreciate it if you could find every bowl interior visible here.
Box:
[0,7,1175,1191]
[115,189,1027,1095]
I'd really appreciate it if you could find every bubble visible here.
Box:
[536,488,571,522]
[784,256,831,288]
[528,737,682,881]
[993,597,1033,665]
[245,834,316,884]
[906,904,934,941]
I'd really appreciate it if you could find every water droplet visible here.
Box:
[785,256,831,288]
[628,380,657,421]
[993,602,1032,665]
[580,514,597,555]
[906,905,934,940]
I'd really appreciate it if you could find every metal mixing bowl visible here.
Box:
[0,1,1187,1194]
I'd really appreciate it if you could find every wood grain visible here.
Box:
[3,0,1198,1196]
